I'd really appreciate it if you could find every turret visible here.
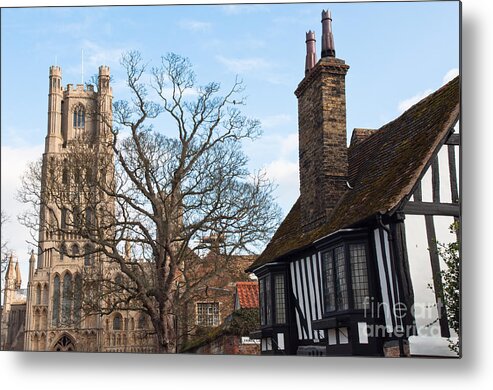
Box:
[28,249,36,282]
[3,253,20,313]
[97,65,112,140]
[15,261,22,289]
[46,66,63,153]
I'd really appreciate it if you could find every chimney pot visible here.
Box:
[321,9,336,58]
[305,30,318,74]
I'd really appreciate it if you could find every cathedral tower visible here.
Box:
[24,65,113,352]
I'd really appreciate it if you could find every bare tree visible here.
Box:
[18,51,281,353]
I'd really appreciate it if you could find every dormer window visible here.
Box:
[73,105,85,128]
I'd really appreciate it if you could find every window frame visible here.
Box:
[321,240,370,315]
[73,105,85,129]
[259,272,287,327]
[196,302,220,327]
[113,313,123,331]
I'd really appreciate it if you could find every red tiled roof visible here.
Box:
[236,281,259,309]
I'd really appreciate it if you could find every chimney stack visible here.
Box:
[295,10,349,231]
[305,31,317,74]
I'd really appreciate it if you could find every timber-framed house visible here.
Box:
[247,10,460,358]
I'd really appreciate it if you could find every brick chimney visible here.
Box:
[295,10,349,232]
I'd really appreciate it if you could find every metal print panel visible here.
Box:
[1,1,460,357]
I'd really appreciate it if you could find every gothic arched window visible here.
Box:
[113,313,122,331]
[73,206,82,230]
[71,243,80,257]
[43,284,49,305]
[73,105,85,128]
[60,242,67,261]
[85,207,94,229]
[73,273,82,326]
[62,273,73,324]
[138,314,147,330]
[62,166,69,185]
[54,335,75,352]
[61,208,68,230]
[36,284,41,305]
[84,244,94,267]
[52,275,60,325]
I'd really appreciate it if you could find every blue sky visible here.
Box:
[1,1,459,285]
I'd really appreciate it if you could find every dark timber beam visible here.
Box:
[403,202,460,217]
[446,134,460,145]
[425,215,450,338]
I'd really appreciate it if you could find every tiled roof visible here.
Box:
[236,282,259,309]
[247,76,460,272]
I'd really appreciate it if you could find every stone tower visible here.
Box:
[24,65,114,352]
[295,10,350,232]
[1,253,27,350]
[24,65,157,353]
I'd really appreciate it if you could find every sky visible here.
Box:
[1,1,459,287]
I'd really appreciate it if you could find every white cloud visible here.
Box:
[264,159,300,214]
[65,40,126,80]
[260,114,293,129]
[279,132,298,157]
[398,89,433,113]
[443,68,459,84]
[178,19,212,32]
[265,159,298,184]
[216,55,271,74]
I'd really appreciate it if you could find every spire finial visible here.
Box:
[321,10,336,58]
[305,30,317,74]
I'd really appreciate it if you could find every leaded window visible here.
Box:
[274,275,286,324]
[335,246,348,311]
[259,273,286,326]
[259,278,266,326]
[350,244,370,309]
[196,302,219,327]
[322,242,369,313]
[265,277,272,325]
